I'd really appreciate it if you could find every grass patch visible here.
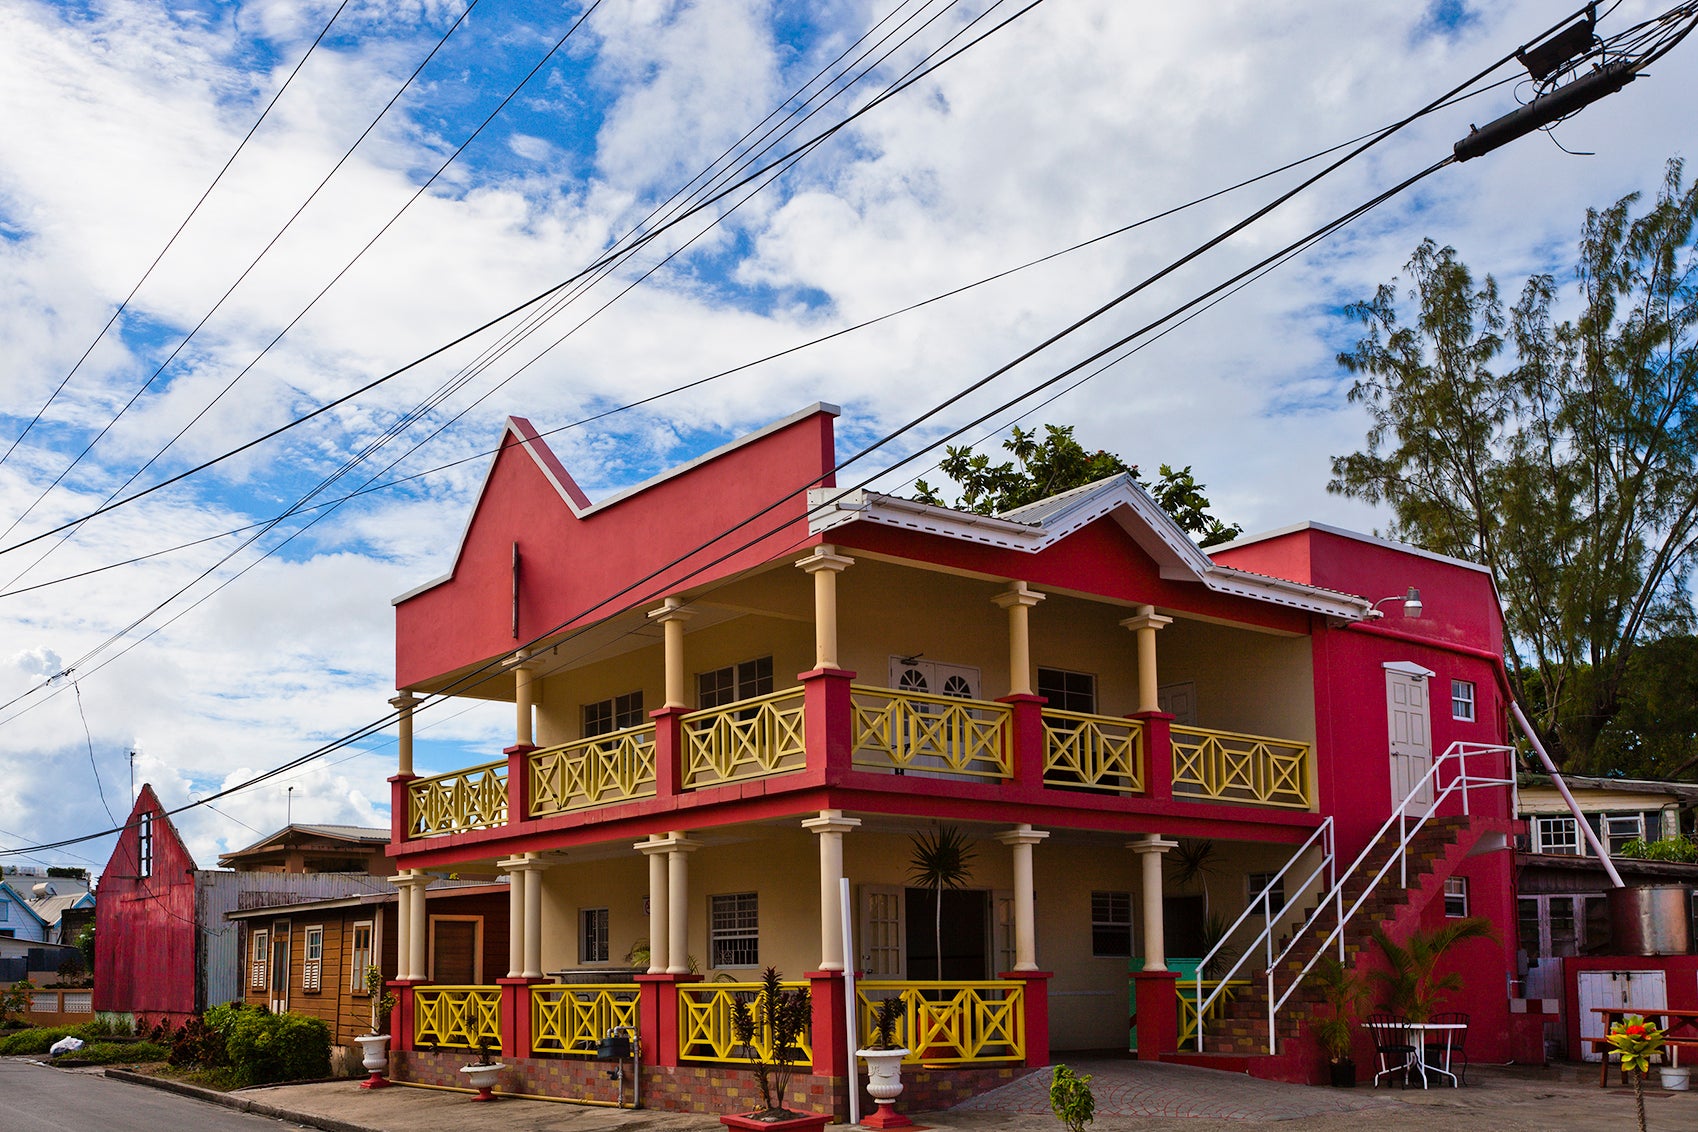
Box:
[70,1040,168,1065]
[151,1063,250,1091]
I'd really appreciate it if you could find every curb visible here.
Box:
[104,1069,384,1132]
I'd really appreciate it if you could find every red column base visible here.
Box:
[359,1070,391,1089]
[471,1087,498,1102]
[861,1102,915,1128]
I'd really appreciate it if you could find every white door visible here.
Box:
[889,658,981,700]
[1385,666,1434,812]
[1578,970,1667,1061]
[1157,682,1197,726]
[887,659,982,777]
[858,884,905,979]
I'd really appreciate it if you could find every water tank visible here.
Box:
[1608,885,1692,955]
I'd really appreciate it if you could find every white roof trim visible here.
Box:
[808,480,1374,620]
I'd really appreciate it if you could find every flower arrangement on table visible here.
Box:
[1607,1014,1666,1132]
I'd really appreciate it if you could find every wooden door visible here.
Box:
[268,920,290,1013]
[430,918,480,984]
[1578,969,1667,1061]
[1385,667,1434,813]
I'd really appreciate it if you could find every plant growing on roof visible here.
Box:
[908,823,977,981]
[1370,917,1496,1023]
[731,967,811,1117]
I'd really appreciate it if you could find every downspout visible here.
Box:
[1343,618,1625,887]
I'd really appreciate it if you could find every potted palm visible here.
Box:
[354,965,396,1089]
[721,967,827,1130]
[856,996,912,1128]
[459,1035,504,1101]
[1370,917,1496,1022]
[1311,956,1367,1087]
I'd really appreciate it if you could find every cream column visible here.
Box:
[523,855,544,978]
[498,855,528,978]
[392,874,414,977]
[636,836,671,974]
[666,831,700,975]
[390,692,420,776]
[1130,834,1177,971]
[995,824,1050,971]
[1120,605,1174,713]
[503,649,539,747]
[993,582,1046,696]
[802,810,861,970]
[395,869,430,980]
[648,598,695,708]
[796,546,855,670]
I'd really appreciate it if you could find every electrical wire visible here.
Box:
[73,681,118,827]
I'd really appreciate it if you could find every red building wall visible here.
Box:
[93,785,201,1022]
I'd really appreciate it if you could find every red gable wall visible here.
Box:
[396,409,837,689]
[93,784,200,1020]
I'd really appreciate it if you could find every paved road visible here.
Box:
[0,1059,308,1132]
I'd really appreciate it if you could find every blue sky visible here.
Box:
[0,0,1690,872]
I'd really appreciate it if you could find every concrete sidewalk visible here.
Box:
[103,1059,1698,1131]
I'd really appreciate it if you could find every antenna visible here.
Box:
[287,785,294,827]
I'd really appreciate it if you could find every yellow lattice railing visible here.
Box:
[856,982,1024,1064]
[408,760,509,836]
[681,687,807,789]
[850,686,1011,779]
[1042,710,1144,792]
[531,985,640,1055]
[414,986,502,1050]
[528,727,657,817]
[678,982,814,1064]
[1178,978,1249,1046]
[1170,725,1312,809]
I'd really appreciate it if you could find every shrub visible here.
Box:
[70,1040,169,1065]
[0,1026,78,1055]
[0,980,36,1027]
[1050,1064,1095,1132]
[224,1010,330,1085]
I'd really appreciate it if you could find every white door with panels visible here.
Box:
[1385,663,1435,813]
[1577,970,1667,1061]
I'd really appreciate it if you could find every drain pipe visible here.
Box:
[1509,700,1623,888]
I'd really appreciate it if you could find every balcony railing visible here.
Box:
[409,760,508,837]
[1042,709,1144,792]
[531,984,640,1055]
[1170,725,1312,809]
[529,726,657,817]
[678,981,814,1064]
[682,687,808,788]
[1178,977,1249,1046]
[414,986,502,1050]
[851,686,1011,779]
[856,981,1024,1064]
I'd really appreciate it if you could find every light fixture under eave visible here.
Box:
[1368,587,1423,620]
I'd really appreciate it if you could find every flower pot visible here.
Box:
[1328,1059,1357,1088]
[354,1034,390,1089]
[856,1047,912,1128]
[1660,1066,1691,1091]
[459,1062,504,1101]
[720,1112,832,1132]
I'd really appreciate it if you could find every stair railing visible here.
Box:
[1258,740,1514,1053]
[1190,817,1333,1051]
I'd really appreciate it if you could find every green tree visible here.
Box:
[1330,159,1698,770]
[907,823,976,981]
[915,424,1243,547]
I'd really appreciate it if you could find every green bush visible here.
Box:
[224,1010,330,1085]
[70,1040,169,1064]
[0,1026,78,1055]
[1619,835,1698,863]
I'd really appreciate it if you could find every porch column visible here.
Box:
[391,872,413,978]
[648,598,695,709]
[390,692,420,777]
[802,810,861,971]
[1120,606,1172,713]
[1130,834,1177,970]
[666,831,700,974]
[503,648,542,748]
[637,836,671,973]
[797,545,855,670]
[498,855,527,978]
[1130,834,1179,1061]
[993,582,1045,696]
[523,856,544,979]
[995,824,1049,971]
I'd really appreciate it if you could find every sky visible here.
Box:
[0,0,1691,876]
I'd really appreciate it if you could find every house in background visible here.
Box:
[217,824,394,875]
[0,870,94,948]
[370,404,1525,1113]
[95,785,389,1027]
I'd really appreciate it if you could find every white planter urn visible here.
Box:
[354,1034,390,1089]
[856,1048,911,1128]
[460,1061,505,1101]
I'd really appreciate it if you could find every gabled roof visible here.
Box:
[808,474,1374,620]
[0,880,52,930]
[25,887,95,927]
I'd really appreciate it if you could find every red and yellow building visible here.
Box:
[381,404,1524,1110]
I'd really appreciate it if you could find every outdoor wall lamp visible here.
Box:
[1368,587,1423,620]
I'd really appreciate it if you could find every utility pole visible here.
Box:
[287,785,294,827]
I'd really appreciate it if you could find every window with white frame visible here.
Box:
[583,691,644,737]
[1090,891,1133,957]
[1247,872,1287,915]
[0,900,8,922]
[1519,892,1607,957]
[1604,813,1646,855]
[710,892,759,968]
[581,908,610,963]
[1444,876,1470,917]
[137,811,154,878]
[250,929,269,990]
[698,657,773,709]
[303,926,324,992]
[349,921,374,992]
[1534,815,1581,855]
[1451,679,1476,721]
[1038,668,1097,714]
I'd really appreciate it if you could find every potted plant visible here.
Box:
[354,965,396,1089]
[1369,917,1496,1022]
[856,996,912,1128]
[720,967,827,1131]
[1311,956,1367,1087]
[459,1035,504,1101]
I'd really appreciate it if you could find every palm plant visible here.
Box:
[1370,917,1496,1023]
[1311,956,1368,1064]
[731,967,811,1115]
[1168,840,1223,922]
[908,823,977,981]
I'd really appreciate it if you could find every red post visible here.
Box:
[388,775,416,843]
[650,706,690,799]
[807,970,848,1078]
[998,693,1047,800]
[637,972,700,1067]
[1131,710,1174,803]
[1130,970,1179,1060]
[497,977,539,1060]
[390,978,427,1053]
[799,667,856,783]
[503,745,535,823]
[1001,969,1053,1067]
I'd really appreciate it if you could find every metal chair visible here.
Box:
[1367,1012,1416,1087]
[1425,1011,1469,1085]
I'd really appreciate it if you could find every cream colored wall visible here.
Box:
[838,560,1011,694]
[690,828,831,978]
[1520,786,1678,814]
[1156,620,1316,742]
[538,853,652,971]
[1026,595,1141,715]
[1031,843,1140,1049]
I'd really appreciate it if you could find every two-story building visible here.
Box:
[379,404,1522,1112]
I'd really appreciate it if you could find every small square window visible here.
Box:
[710,893,759,968]
[699,657,774,709]
[1090,891,1133,957]
[1038,668,1097,714]
[584,691,645,737]
[1604,814,1646,855]
[1444,876,1469,918]
[1247,872,1287,915]
[1535,815,1581,855]
[581,908,610,964]
[1451,680,1476,722]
